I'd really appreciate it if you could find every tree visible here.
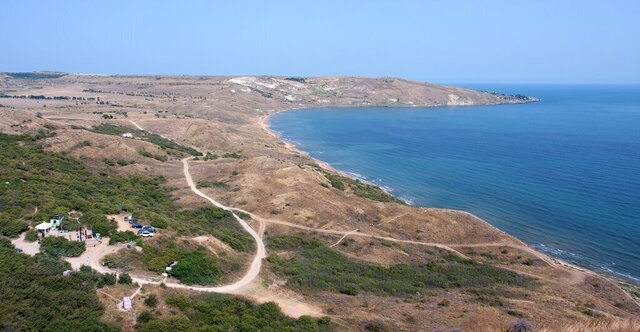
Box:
[144,294,158,308]
[118,272,132,284]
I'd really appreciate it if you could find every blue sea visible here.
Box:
[269,85,640,283]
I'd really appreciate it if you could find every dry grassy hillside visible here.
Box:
[0,73,637,331]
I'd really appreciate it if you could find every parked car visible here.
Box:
[124,215,133,222]
[138,229,154,237]
[126,216,139,224]
[141,226,155,233]
[131,222,143,229]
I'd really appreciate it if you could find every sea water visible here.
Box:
[269,85,640,283]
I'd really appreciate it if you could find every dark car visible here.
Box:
[131,222,143,229]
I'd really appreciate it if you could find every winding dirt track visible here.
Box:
[128,119,145,131]
[98,157,267,294]
[58,119,637,311]
[178,157,266,293]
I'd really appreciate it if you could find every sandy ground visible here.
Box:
[109,214,137,233]
[65,240,125,272]
[231,279,324,318]
[11,233,40,256]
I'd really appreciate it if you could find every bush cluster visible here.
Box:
[108,231,140,245]
[0,239,118,331]
[312,164,403,204]
[0,133,248,250]
[89,124,200,156]
[137,293,331,332]
[169,251,219,285]
[40,236,85,257]
[268,235,534,297]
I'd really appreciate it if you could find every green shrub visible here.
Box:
[40,236,85,257]
[268,235,534,297]
[142,242,184,272]
[109,231,139,245]
[144,294,158,308]
[116,159,134,166]
[141,293,331,332]
[165,295,190,310]
[267,235,323,250]
[0,239,118,331]
[97,273,117,288]
[196,180,228,189]
[137,311,154,324]
[118,272,133,284]
[137,148,167,162]
[171,208,254,252]
[149,218,167,229]
[0,133,255,285]
[60,218,81,231]
[74,140,91,148]
[170,251,219,285]
[0,237,13,249]
[101,253,139,270]
[221,152,242,159]
[89,124,200,156]
[103,158,116,166]
[507,309,525,318]
[80,213,116,236]
[203,153,218,160]
[325,174,345,190]
[472,288,505,307]
[315,166,403,203]
[284,77,306,83]
[266,254,280,264]
[24,229,38,242]
[0,217,28,238]
[339,285,359,296]
[365,321,385,332]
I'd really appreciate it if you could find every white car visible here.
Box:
[139,230,154,237]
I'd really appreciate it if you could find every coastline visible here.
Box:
[259,109,411,203]
[259,110,347,177]
[259,106,640,296]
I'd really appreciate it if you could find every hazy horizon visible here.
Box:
[2,1,639,84]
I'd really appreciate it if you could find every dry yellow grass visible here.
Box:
[1,74,638,330]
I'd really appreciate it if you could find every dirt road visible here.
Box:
[181,157,266,293]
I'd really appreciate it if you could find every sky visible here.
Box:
[1,1,639,84]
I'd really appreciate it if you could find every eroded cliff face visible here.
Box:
[226,75,531,108]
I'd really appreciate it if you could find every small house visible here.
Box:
[35,222,52,236]
[50,215,64,229]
